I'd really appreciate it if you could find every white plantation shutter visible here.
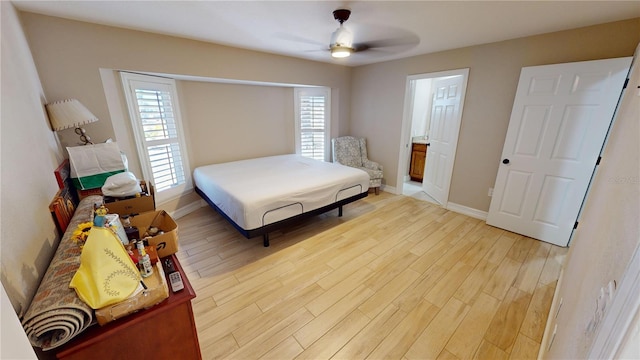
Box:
[295,88,330,161]
[134,88,185,191]
[299,95,326,160]
[121,73,191,203]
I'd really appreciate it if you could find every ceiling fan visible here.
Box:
[329,9,356,58]
[276,8,418,60]
[327,8,418,59]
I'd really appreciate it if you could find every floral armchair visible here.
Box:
[332,136,383,195]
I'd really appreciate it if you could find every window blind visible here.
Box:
[299,94,326,161]
[134,88,185,192]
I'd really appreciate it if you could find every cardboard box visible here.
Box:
[102,181,155,216]
[129,210,178,258]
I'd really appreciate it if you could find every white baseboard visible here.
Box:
[445,202,488,220]
[381,184,397,194]
[539,268,565,359]
[168,200,206,219]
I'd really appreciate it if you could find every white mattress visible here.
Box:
[193,154,370,230]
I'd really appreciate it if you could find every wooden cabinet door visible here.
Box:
[410,143,427,182]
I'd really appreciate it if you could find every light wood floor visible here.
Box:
[175,191,567,360]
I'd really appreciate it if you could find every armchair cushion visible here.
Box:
[332,136,364,168]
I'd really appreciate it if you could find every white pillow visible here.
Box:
[101,172,141,197]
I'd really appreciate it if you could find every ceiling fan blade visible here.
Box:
[355,47,393,55]
[352,43,370,52]
[354,34,420,51]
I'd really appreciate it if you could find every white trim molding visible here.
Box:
[382,184,396,195]
[168,199,206,220]
[588,245,640,358]
[445,202,488,221]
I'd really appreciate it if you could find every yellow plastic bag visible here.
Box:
[70,227,141,309]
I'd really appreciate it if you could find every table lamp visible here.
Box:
[46,99,98,145]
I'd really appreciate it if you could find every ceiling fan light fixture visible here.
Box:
[331,45,353,58]
[330,25,353,48]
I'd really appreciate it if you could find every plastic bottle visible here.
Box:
[136,240,153,278]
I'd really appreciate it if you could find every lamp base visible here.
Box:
[75,127,93,145]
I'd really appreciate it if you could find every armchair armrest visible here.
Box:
[363,159,382,171]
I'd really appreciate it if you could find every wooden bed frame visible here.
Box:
[195,185,368,247]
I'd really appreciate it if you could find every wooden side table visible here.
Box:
[53,255,201,360]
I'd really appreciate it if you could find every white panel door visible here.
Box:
[487,57,631,246]
[422,75,464,205]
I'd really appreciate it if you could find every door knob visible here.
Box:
[502,159,510,164]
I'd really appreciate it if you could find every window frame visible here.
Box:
[294,87,331,162]
[120,72,192,204]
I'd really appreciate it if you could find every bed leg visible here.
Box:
[338,205,343,217]
[263,234,270,247]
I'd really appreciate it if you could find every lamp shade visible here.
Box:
[45,99,98,131]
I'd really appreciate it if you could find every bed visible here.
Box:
[193,154,370,246]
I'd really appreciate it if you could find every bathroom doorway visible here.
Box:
[398,68,469,206]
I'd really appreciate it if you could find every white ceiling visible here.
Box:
[12,1,640,67]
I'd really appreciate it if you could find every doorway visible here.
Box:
[398,68,469,207]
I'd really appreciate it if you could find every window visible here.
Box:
[121,72,191,203]
[294,87,331,161]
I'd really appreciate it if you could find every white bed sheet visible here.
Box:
[193,154,370,230]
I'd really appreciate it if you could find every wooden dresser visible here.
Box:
[53,255,201,360]
[409,142,428,182]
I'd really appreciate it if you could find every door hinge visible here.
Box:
[574,221,579,229]
[623,78,629,89]
[596,156,602,165]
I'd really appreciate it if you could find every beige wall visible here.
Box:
[351,18,640,212]
[0,0,62,334]
[4,5,640,358]
[117,78,298,211]
[164,80,297,211]
[19,12,352,212]
[22,12,638,215]
[179,81,295,168]
[546,44,640,360]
